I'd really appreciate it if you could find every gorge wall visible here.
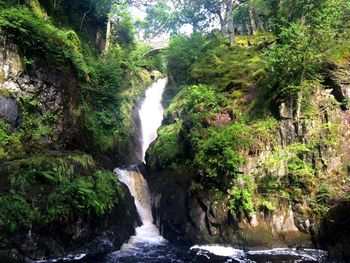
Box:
[0,1,152,261]
[0,37,140,262]
[146,36,350,261]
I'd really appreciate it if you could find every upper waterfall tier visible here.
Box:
[139,78,168,162]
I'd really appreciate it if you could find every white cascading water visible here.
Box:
[139,77,168,162]
[114,78,168,249]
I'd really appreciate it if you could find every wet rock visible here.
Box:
[319,201,350,261]
[0,94,21,127]
[148,164,314,248]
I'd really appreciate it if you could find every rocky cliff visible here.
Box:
[0,1,147,261]
[146,46,350,261]
[0,34,141,263]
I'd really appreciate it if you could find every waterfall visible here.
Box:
[139,78,167,162]
[114,78,168,249]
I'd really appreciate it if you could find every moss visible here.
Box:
[0,88,12,97]
[0,0,153,249]
[147,122,182,170]
[190,41,266,91]
[242,225,276,247]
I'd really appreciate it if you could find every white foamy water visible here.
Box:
[114,78,168,249]
[190,245,328,262]
[190,244,245,257]
[115,168,166,248]
[139,78,167,162]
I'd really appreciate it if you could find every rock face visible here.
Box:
[146,63,350,257]
[319,201,350,261]
[148,169,311,248]
[0,95,20,127]
[0,38,72,149]
[0,38,22,83]
[115,105,143,167]
[0,38,141,261]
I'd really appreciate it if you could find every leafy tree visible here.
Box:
[142,0,246,44]
[265,0,350,119]
[166,33,207,84]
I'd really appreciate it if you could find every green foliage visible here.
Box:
[142,0,180,37]
[191,36,267,90]
[147,123,182,170]
[264,0,350,105]
[194,124,249,181]
[0,120,11,147]
[0,0,154,241]
[0,119,23,160]
[257,199,276,212]
[26,0,47,19]
[0,194,36,233]
[0,88,12,97]
[151,79,279,217]
[80,48,125,153]
[164,84,225,120]
[9,156,75,190]
[20,96,56,142]
[46,170,119,222]
[255,140,346,214]
[184,84,223,112]
[0,6,90,76]
[81,52,155,157]
[166,33,207,85]
[1,154,120,229]
[67,154,95,170]
[113,14,135,49]
[228,175,255,216]
[0,96,58,162]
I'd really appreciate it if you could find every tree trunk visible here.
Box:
[105,13,112,53]
[226,0,235,45]
[80,3,92,31]
[218,13,225,35]
[249,8,257,35]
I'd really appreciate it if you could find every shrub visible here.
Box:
[46,170,118,223]
[0,6,89,76]
[228,175,254,216]
[194,124,250,183]
[0,194,36,233]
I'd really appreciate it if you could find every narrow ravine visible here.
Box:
[35,78,330,263]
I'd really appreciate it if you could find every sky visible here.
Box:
[129,6,147,20]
